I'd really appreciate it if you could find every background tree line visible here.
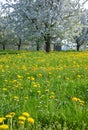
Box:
[0,0,88,52]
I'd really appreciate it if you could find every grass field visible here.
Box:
[0,50,88,130]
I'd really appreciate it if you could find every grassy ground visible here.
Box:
[0,50,88,130]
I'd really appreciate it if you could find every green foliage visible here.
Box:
[0,51,88,129]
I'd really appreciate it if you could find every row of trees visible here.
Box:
[0,0,88,52]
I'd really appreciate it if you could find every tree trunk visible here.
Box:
[45,42,50,52]
[36,42,39,51]
[2,44,5,50]
[18,44,21,50]
[53,44,55,51]
[44,34,51,52]
[77,43,80,51]
[18,38,21,50]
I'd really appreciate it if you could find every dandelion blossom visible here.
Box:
[18,121,24,125]
[0,118,4,123]
[27,118,34,124]
[18,116,26,121]
[9,112,15,117]
[22,112,30,117]
[6,114,12,118]
[72,97,78,102]
[0,124,9,129]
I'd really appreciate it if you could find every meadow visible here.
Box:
[0,50,88,130]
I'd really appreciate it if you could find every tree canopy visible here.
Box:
[0,0,88,51]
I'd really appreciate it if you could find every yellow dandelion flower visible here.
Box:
[37,84,40,88]
[6,114,12,118]
[32,82,36,85]
[22,112,30,117]
[51,92,55,95]
[37,90,41,94]
[79,100,85,104]
[0,117,6,123]
[18,116,26,121]
[27,77,31,80]
[80,102,84,106]
[72,97,78,102]
[31,77,35,81]
[2,69,4,72]
[27,118,34,124]
[33,84,37,88]
[76,98,81,102]
[50,95,55,99]
[17,75,23,79]
[2,118,6,120]
[13,96,19,100]
[6,65,9,68]
[0,118,4,123]
[41,94,45,98]
[77,75,81,78]
[37,74,42,77]
[18,121,24,125]
[0,124,9,129]
[9,112,15,117]
[45,89,49,92]
[4,80,8,82]
[12,80,17,83]
[72,97,84,104]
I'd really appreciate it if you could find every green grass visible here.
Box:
[0,50,88,129]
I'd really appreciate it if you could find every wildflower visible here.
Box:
[79,100,85,104]
[33,84,37,88]
[77,75,81,78]
[37,74,42,77]
[45,89,49,92]
[2,69,4,72]
[6,65,9,68]
[27,118,34,124]
[51,92,55,95]
[12,80,17,83]
[37,90,41,94]
[18,116,26,121]
[18,121,24,125]
[27,77,31,80]
[0,118,4,123]
[22,112,30,117]
[37,84,40,88]
[72,97,84,105]
[6,114,12,118]
[13,96,19,100]
[50,95,55,99]
[41,94,45,98]
[0,117,6,123]
[72,97,78,102]
[32,82,36,85]
[78,99,85,105]
[4,80,8,82]
[0,124,9,129]
[31,77,35,81]
[9,112,15,117]
[17,75,23,79]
